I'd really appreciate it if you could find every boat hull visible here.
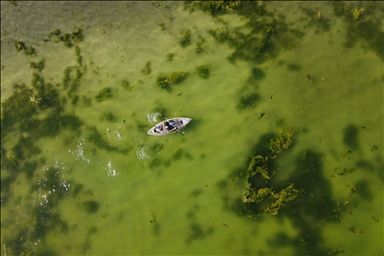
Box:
[147,117,191,136]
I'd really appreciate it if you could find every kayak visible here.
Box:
[147,117,192,136]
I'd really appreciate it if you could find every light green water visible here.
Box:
[1,1,383,255]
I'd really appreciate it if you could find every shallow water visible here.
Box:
[1,1,383,255]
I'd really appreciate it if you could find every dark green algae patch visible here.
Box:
[182,0,384,118]
[215,124,382,255]
[156,71,189,91]
[14,40,36,56]
[29,58,45,72]
[332,2,384,61]
[184,1,384,62]
[185,1,298,64]
[179,29,192,48]
[155,62,216,92]
[1,27,133,255]
[180,1,304,113]
[181,7,383,244]
[95,87,112,102]
[2,27,131,151]
[241,128,302,215]
[43,27,85,48]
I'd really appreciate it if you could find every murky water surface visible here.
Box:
[1,1,383,255]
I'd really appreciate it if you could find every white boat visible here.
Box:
[147,117,192,136]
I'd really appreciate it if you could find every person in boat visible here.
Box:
[164,120,177,131]
[165,118,186,131]
[148,117,190,136]
[154,125,163,133]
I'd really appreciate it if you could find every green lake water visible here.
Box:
[1,1,383,255]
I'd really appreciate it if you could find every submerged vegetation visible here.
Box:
[43,27,84,48]
[216,119,381,254]
[236,93,260,111]
[196,64,212,79]
[331,2,384,60]
[169,71,189,84]
[121,79,135,91]
[166,53,174,61]
[269,128,295,154]
[195,36,207,53]
[156,71,189,91]
[99,111,115,122]
[243,128,300,215]
[95,87,112,102]
[14,40,36,56]
[179,29,192,47]
[29,58,45,72]
[2,26,135,254]
[155,64,210,91]
[2,2,383,255]
[141,61,151,75]
[352,8,364,20]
